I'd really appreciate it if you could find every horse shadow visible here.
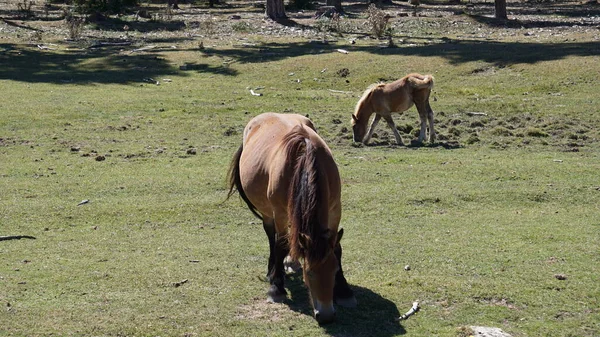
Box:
[357,139,462,150]
[283,274,407,336]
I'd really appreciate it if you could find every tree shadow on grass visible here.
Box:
[202,37,599,69]
[376,38,600,67]
[0,42,237,84]
[89,16,187,32]
[284,273,406,336]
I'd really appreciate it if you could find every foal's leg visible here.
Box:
[363,114,381,144]
[415,102,429,143]
[334,242,357,307]
[382,115,404,145]
[426,100,436,143]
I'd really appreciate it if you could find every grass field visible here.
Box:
[1,0,599,336]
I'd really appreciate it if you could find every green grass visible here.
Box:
[1,5,600,336]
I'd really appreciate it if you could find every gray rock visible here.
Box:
[470,326,513,337]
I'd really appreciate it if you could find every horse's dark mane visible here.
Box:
[283,125,330,264]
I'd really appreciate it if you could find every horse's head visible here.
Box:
[351,114,366,143]
[298,229,344,324]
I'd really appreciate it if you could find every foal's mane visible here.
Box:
[352,83,381,122]
[283,125,330,264]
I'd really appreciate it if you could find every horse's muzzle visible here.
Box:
[314,305,336,324]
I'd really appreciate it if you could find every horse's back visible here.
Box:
[243,113,314,145]
[238,113,335,224]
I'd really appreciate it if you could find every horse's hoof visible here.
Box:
[267,286,287,303]
[267,293,286,303]
[335,295,358,308]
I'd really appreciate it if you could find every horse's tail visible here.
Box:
[226,144,263,220]
[407,74,434,90]
[283,126,328,263]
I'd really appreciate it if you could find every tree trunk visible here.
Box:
[265,0,286,20]
[494,0,507,19]
[326,0,343,13]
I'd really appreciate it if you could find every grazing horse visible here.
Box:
[227,113,356,324]
[351,73,436,145]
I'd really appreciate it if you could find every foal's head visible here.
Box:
[351,114,367,143]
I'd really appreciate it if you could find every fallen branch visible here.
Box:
[0,235,36,241]
[328,89,353,94]
[398,301,420,321]
[131,45,156,53]
[336,49,349,54]
[88,41,132,49]
[250,89,262,96]
[466,112,487,116]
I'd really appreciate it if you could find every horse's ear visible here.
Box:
[336,228,344,244]
[351,114,358,123]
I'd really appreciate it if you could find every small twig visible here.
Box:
[37,44,56,50]
[466,112,487,116]
[250,89,262,96]
[0,235,36,241]
[336,49,349,54]
[398,301,420,321]
[173,279,188,287]
[143,78,159,85]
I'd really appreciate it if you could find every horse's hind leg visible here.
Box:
[263,219,276,278]
[264,220,288,302]
[382,115,404,145]
[334,243,357,308]
[266,233,288,302]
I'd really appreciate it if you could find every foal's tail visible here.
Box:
[226,144,263,220]
[407,74,434,90]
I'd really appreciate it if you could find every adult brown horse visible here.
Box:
[351,73,436,145]
[227,113,356,324]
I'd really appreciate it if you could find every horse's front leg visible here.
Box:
[363,114,382,144]
[383,115,404,145]
[334,242,357,308]
[266,232,288,303]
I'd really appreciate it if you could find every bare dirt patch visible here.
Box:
[235,297,305,322]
